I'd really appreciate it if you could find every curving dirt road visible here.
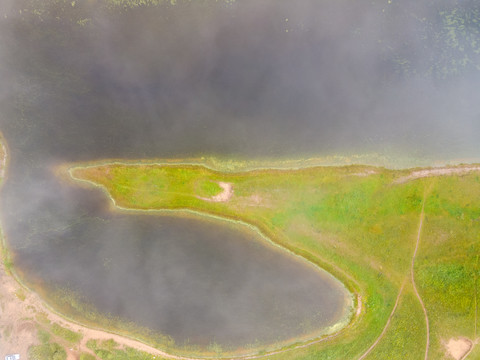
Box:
[357,188,431,360]
[357,281,406,360]
[410,191,430,360]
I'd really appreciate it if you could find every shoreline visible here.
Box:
[63,158,480,357]
[1,147,480,358]
[56,152,480,174]
[66,163,358,357]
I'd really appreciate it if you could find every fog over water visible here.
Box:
[0,0,479,352]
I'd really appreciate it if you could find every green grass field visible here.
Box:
[86,339,168,360]
[64,162,480,359]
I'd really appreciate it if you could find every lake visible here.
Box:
[0,0,479,354]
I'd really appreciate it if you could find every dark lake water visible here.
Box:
[0,0,479,353]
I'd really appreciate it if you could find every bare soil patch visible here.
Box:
[446,338,472,360]
[197,181,234,202]
[0,266,40,359]
[356,294,362,316]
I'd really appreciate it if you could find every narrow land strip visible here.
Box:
[475,255,479,339]
[395,166,480,183]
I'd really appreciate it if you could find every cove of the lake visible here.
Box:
[1,0,479,354]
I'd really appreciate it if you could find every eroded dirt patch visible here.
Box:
[0,267,39,359]
[446,338,472,360]
[197,181,234,202]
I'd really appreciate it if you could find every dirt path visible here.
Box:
[395,166,480,183]
[357,281,406,360]
[357,187,431,360]
[411,192,430,360]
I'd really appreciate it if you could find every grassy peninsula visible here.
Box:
[67,161,480,359]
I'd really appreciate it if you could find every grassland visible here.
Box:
[65,161,480,359]
[86,339,167,360]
